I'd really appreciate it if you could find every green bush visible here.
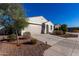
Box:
[60,24,67,34]
[7,34,16,41]
[30,38,37,44]
[23,38,37,45]
[23,32,31,39]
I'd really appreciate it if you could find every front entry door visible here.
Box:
[41,23,45,34]
[46,25,49,33]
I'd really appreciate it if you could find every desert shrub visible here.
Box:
[30,38,37,44]
[7,34,16,41]
[23,32,31,39]
[53,30,64,35]
[23,38,37,45]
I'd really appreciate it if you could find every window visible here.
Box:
[51,25,52,30]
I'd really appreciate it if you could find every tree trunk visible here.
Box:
[16,30,20,46]
[63,31,66,34]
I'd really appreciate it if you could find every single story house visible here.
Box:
[54,24,61,29]
[21,16,54,35]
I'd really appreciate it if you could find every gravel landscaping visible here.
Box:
[0,37,50,56]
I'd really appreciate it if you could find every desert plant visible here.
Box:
[7,34,16,41]
[30,38,37,44]
[23,32,31,39]
[23,38,37,45]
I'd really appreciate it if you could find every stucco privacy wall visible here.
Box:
[21,16,54,35]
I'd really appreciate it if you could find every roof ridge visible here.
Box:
[28,16,43,18]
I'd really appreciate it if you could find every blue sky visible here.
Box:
[23,3,79,27]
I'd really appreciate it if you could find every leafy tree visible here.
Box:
[0,4,29,46]
[60,24,67,34]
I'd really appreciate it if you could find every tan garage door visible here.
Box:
[26,24,41,34]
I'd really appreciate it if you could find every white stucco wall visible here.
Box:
[45,21,54,33]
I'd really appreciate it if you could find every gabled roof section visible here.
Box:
[27,16,48,24]
[45,21,54,26]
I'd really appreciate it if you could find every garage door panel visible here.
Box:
[27,24,41,34]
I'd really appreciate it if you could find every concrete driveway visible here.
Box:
[32,33,79,56]
[32,34,65,46]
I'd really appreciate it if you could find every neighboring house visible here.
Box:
[54,24,61,29]
[21,16,54,35]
